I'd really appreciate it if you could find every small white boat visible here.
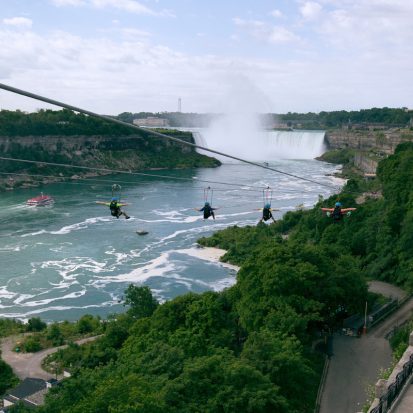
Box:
[27,192,54,206]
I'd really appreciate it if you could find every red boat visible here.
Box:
[27,192,54,206]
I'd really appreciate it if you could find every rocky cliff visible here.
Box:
[325,130,412,154]
[0,131,193,156]
[0,131,220,190]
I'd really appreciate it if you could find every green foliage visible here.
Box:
[0,351,20,394]
[278,107,412,127]
[0,318,25,337]
[120,284,159,319]
[27,317,47,332]
[390,315,413,361]
[46,323,62,341]
[24,338,41,353]
[0,108,136,137]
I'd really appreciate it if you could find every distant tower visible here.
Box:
[178,98,181,113]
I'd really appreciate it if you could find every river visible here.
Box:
[0,131,344,322]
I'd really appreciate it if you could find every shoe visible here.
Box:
[126,216,130,220]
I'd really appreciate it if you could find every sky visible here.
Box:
[0,0,412,114]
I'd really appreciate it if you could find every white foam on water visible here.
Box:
[0,301,119,319]
[50,217,111,235]
[13,294,36,305]
[21,229,48,238]
[175,248,240,272]
[23,289,87,307]
[0,286,17,299]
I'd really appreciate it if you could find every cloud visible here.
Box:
[51,0,171,16]
[3,17,33,28]
[232,18,300,44]
[268,10,286,19]
[230,34,239,41]
[309,1,413,53]
[300,2,323,21]
[112,20,120,24]
[0,7,413,115]
[100,28,152,40]
[51,0,86,6]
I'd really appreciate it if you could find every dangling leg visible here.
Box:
[211,212,215,221]
[121,210,130,219]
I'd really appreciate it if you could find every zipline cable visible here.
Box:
[0,82,340,190]
[0,172,327,194]
[0,157,337,193]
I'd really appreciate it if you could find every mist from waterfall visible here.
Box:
[189,74,325,161]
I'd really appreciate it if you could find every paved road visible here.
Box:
[320,282,412,413]
[1,335,102,380]
[368,281,406,301]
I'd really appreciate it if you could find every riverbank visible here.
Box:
[0,131,220,192]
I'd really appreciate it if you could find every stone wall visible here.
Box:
[325,131,408,154]
[354,153,378,172]
[367,331,413,412]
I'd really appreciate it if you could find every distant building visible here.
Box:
[271,123,290,129]
[133,117,170,127]
[404,109,413,112]
[2,378,61,410]
[178,98,181,113]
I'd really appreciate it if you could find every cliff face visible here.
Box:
[0,132,193,156]
[0,131,220,190]
[325,131,409,154]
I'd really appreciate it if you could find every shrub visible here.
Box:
[27,317,47,332]
[24,338,41,353]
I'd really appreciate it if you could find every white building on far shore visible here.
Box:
[133,117,170,127]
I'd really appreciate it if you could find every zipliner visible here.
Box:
[96,197,131,219]
[321,202,356,220]
[254,203,280,223]
[194,202,221,221]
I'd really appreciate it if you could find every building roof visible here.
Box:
[46,378,59,385]
[25,388,49,406]
[10,378,46,400]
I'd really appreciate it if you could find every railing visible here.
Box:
[370,292,413,330]
[344,313,359,326]
[370,354,413,413]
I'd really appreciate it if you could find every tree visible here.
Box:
[119,285,159,319]
[27,317,47,332]
[46,322,61,341]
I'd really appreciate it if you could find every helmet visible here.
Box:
[335,202,341,206]
[205,202,210,206]
[112,197,117,202]
[265,203,270,208]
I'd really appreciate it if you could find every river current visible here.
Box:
[0,132,344,322]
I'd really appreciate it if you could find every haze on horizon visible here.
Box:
[0,0,412,115]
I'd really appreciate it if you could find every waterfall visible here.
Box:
[192,129,326,161]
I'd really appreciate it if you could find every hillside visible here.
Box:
[0,109,220,191]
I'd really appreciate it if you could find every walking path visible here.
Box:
[1,335,102,380]
[320,282,412,413]
[392,383,413,413]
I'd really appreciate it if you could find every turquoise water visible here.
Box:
[0,160,343,322]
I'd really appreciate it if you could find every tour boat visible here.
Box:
[263,162,269,167]
[27,192,54,206]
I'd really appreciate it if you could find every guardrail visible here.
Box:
[344,313,360,326]
[314,355,330,413]
[369,291,413,330]
[370,354,413,413]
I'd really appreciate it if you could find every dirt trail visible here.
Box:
[1,335,102,380]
